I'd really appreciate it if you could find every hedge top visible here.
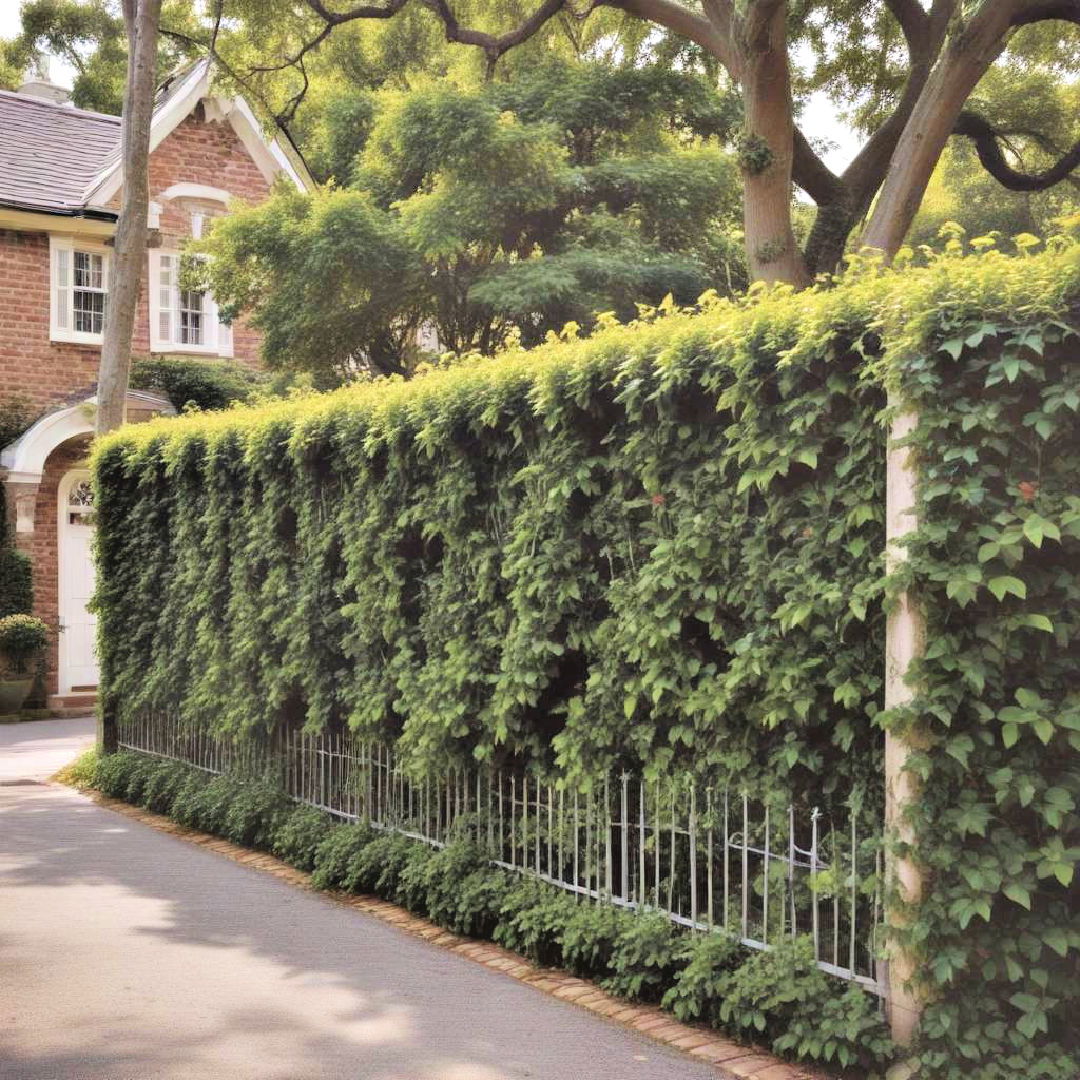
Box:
[93,241,1080,464]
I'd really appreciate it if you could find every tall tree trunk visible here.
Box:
[860,7,1017,258]
[96,0,161,756]
[95,0,162,437]
[738,3,809,287]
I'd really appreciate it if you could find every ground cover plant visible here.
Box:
[93,241,1080,1078]
[84,749,893,1074]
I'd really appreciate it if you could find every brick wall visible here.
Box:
[0,229,100,416]
[1,108,272,421]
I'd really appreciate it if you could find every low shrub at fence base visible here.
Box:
[89,749,893,1073]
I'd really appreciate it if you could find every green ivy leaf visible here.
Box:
[987,576,1027,601]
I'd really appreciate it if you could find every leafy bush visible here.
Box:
[601,909,686,1003]
[339,832,421,902]
[272,805,334,870]
[710,937,893,1071]
[174,773,235,834]
[129,356,266,412]
[310,823,374,890]
[0,613,48,674]
[139,757,189,814]
[53,748,99,788]
[93,750,144,798]
[221,779,291,848]
[559,900,628,978]
[494,882,577,966]
[0,547,32,620]
[661,929,742,1023]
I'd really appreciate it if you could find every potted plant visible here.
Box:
[0,614,49,719]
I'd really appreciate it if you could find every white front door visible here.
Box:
[58,470,98,695]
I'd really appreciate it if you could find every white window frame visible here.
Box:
[50,235,111,346]
[148,249,233,358]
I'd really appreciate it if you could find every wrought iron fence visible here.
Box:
[119,712,884,993]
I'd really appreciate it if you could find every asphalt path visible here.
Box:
[0,717,718,1080]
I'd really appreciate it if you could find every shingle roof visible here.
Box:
[0,91,121,215]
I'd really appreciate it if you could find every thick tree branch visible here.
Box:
[422,0,569,75]
[834,0,954,217]
[243,0,408,73]
[792,128,842,204]
[742,0,786,50]
[955,110,1080,191]
[601,0,740,75]
[883,0,929,54]
[1012,0,1080,26]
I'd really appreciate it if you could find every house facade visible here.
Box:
[0,61,310,713]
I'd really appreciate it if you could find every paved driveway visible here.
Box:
[0,718,718,1080]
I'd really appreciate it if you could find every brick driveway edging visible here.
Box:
[73,786,835,1080]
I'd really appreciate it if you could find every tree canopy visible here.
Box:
[197,61,745,382]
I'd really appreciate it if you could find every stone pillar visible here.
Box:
[884,405,925,1046]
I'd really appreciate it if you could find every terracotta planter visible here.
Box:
[0,678,33,720]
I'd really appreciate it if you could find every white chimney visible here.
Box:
[17,77,72,106]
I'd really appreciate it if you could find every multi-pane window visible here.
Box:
[179,288,204,345]
[51,238,110,343]
[73,252,106,335]
[151,251,231,356]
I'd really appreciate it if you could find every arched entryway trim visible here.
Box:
[0,391,175,485]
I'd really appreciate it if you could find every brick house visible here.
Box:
[0,60,311,713]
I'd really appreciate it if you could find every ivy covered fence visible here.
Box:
[92,243,1080,1079]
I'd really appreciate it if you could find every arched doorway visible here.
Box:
[57,469,98,696]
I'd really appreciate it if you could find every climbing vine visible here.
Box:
[93,241,1080,1078]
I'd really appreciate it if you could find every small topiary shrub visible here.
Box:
[0,613,48,675]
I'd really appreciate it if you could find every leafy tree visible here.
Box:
[183,0,1080,288]
[198,63,744,380]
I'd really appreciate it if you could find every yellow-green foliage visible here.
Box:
[94,242,1080,1078]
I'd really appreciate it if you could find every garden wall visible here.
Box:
[93,245,1080,1079]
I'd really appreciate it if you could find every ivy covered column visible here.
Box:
[884,405,925,1046]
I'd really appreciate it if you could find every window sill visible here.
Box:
[150,345,233,360]
[50,331,104,348]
